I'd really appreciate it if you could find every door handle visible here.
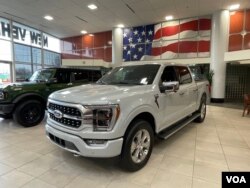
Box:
[179,92,185,96]
[193,88,198,92]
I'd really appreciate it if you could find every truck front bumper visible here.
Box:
[45,124,123,158]
[0,103,14,115]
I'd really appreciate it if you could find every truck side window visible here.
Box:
[161,66,178,83]
[176,66,192,84]
[71,70,89,83]
[56,71,70,83]
[92,71,102,82]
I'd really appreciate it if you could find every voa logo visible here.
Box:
[226,176,246,184]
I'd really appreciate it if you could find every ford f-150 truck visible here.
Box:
[46,62,209,171]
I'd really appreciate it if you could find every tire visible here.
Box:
[13,100,45,127]
[194,94,206,123]
[121,119,154,171]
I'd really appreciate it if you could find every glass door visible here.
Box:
[0,62,11,84]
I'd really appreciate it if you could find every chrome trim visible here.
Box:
[48,109,82,120]
[47,99,86,130]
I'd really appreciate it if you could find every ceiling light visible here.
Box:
[81,30,87,34]
[89,34,94,36]
[44,15,54,21]
[117,24,124,28]
[165,15,173,21]
[229,4,240,10]
[88,4,98,10]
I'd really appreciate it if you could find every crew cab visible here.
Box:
[0,67,104,127]
[46,62,208,171]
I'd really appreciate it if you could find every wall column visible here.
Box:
[112,27,123,66]
[210,10,230,103]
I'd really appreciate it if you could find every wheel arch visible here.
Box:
[13,93,46,110]
[124,112,156,138]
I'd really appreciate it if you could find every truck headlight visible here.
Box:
[83,105,120,131]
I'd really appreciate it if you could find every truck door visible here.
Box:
[157,66,185,129]
[45,69,71,96]
[175,66,197,116]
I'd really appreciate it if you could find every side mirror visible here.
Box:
[160,81,179,93]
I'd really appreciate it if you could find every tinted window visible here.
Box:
[92,71,102,81]
[161,66,178,83]
[55,70,70,83]
[176,66,192,84]
[71,70,89,83]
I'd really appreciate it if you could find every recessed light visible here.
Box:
[88,4,98,10]
[117,24,124,28]
[89,34,94,36]
[165,15,173,21]
[229,4,240,10]
[81,30,87,34]
[44,15,54,21]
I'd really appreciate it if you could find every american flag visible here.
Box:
[123,17,211,61]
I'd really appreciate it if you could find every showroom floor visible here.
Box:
[0,105,249,188]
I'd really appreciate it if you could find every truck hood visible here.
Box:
[49,84,153,105]
[0,82,45,91]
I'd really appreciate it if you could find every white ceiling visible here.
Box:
[0,0,249,38]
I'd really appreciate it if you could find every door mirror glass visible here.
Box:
[160,81,179,93]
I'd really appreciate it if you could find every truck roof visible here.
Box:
[120,61,185,67]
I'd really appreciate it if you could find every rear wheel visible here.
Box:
[121,119,154,171]
[194,95,206,123]
[13,100,45,127]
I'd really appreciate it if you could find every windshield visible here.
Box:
[29,69,55,82]
[97,64,160,85]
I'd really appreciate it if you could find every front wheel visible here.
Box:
[194,95,206,123]
[121,119,154,171]
[13,100,45,127]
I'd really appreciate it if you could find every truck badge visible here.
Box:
[54,110,63,119]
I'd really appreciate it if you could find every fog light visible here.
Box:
[85,139,106,146]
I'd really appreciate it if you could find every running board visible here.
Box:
[157,112,200,139]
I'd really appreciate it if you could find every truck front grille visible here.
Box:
[49,113,81,128]
[48,101,82,128]
[48,103,81,116]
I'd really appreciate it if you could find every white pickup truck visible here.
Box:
[46,62,209,171]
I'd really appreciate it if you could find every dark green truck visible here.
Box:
[0,67,104,127]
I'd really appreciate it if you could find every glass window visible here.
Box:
[161,66,178,83]
[71,70,89,82]
[176,66,192,84]
[32,47,41,64]
[0,63,11,84]
[0,40,12,61]
[33,64,42,72]
[44,50,61,67]
[15,64,32,82]
[97,64,160,85]
[55,70,69,83]
[14,43,31,63]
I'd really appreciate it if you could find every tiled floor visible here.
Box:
[0,105,249,188]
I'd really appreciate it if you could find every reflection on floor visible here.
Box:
[0,105,249,188]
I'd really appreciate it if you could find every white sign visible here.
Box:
[0,18,61,52]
